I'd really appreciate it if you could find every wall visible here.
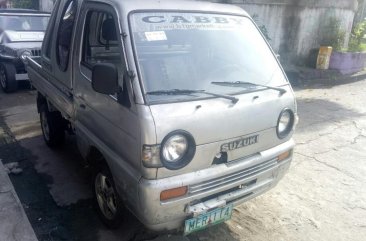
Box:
[39,0,53,12]
[205,0,358,65]
[0,0,8,8]
[329,51,366,74]
[354,0,366,25]
[242,4,355,64]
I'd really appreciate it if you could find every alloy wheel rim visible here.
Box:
[95,173,118,220]
[41,112,50,141]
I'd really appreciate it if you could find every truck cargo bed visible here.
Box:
[27,56,74,119]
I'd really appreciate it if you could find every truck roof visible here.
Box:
[103,0,249,17]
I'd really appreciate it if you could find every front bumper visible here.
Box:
[136,139,295,231]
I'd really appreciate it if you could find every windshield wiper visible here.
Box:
[211,81,287,95]
[146,89,239,104]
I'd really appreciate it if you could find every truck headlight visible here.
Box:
[277,109,295,139]
[160,131,196,170]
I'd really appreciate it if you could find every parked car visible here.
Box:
[27,0,298,235]
[0,9,50,92]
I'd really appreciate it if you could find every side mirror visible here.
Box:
[92,63,118,95]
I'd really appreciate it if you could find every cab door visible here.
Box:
[72,2,141,199]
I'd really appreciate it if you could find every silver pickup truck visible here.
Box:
[27,0,298,235]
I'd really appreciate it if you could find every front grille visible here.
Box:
[189,158,277,195]
[200,179,257,203]
[31,49,41,57]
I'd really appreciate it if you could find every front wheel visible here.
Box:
[39,105,65,148]
[0,63,17,93]
[93,164,124,229]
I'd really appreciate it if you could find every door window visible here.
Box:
[81,11,120,68]
[81,10,126,100]
[56,0,76,71]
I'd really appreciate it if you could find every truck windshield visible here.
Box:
[130,12,288,103]
[0,15,49,32]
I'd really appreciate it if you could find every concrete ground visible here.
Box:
[0,160,38,241]
[0,79,365,241]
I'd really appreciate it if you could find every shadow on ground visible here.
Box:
[296,98,364,132]
[0,115,101,240]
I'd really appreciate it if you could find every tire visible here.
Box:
[0,63,17,93]
[93,164,124,229]
[39,105,65,148]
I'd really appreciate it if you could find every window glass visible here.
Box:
[44,0,61,59]
[82,11,120,67]
[130,12,288,103]
[57,0,76,71]
[81,10,123,98]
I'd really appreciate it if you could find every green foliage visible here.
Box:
[320,17,346,51]
[348,19,366,52]
[258,25,271,41]
[252,14,271,41]
[12,0,39,10]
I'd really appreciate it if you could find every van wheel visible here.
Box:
[39,105,65,148]
[0,63,17,93]
[93,164,123,229]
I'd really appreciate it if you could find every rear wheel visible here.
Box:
[0,63,17,93]
[39,105,65,148]
[93,164,124,229]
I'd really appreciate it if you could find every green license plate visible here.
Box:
[184,204,234,235]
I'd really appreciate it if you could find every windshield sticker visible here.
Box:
[141,15,245,25]
[145,31,167,41]
[132,13,246,32]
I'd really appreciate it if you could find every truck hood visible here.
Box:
[1,30,45,43]
[149,85,296,178]
[149,85,296,146]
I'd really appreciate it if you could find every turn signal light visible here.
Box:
[277,150,291,162]
[160,186,188,201]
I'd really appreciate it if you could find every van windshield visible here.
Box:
[130,12,288,103]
